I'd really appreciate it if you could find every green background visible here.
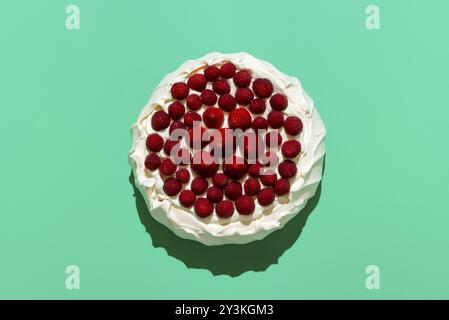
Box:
[1,0,448,299]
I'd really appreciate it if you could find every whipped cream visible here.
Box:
[129,52,326,245]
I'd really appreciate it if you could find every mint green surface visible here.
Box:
[1,0,449,299]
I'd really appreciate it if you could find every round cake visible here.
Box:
[129,52,326,245]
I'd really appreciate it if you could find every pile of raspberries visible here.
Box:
[144,61,303,219]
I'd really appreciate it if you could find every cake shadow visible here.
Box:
[129,170,323,277]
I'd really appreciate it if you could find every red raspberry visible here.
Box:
[146,133,164,152]
[159,158,177,176]
[163,178,182,196]
[248,162,262,178]
[267,110,284,129]
[169,121,186,135]
[183,111,202,128]
[249,99,266,114]
[144,153,161,171]
[257,188,275,206]
[265,131,282,148]
[228,107,252,131]
[191,151,219,178]
[179,190,196,208]
[223,155,248,180]
[244,178,261,196]
[187,73,207,92]
[235,88,254,105]
[200,89,217,106]
[207,186,223,203]
[278,160,297,179]
[252,116,268,131]
[224,181,242,200]
[269,93,288,111]
[151,110,170,131]
[204,65,220,81]
[209,128,236,158]
[235,195,255,215]
[215,200,234,218]
[220,62,236,79]
[163,139,179,156]
[239,131,260,161]
[252,78,273,98]
[175,148,192,165]
[187,126,209,149]
[171,82,189,100]
[212,79,231,95]
[284,116,303,136]
[194,197,214,218]
[274,179,290,196]
[191,177,208,195]
[260,170,277,186]
[281,140,301,158]
[233,70,252,88]
[186,94,202,111]
[212,173,228,189]
[218,94,236,112]
[203,107,224,129]
[261,151,279,168]
[175,168,190,183]
[168,101,185,120]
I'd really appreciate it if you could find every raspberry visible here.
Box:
[175,148,192,165]
[239,131,260,161]
[159,158,177,176]
[248,162,262,178]
[204,65,220,81]
[187,126,209,149]
[194,198,214,218]
[163,178,182,196]
[144,153,161,171]
[146,133,164,152]
[267,110,284,129]
[191,177,208,195]
[179,190,196,208]
[252,116,268,131]
[249,98,266,114]
[228,107,252,130]
[220,62,236,79]
[186,94,202,111]
[235,88,254,105]
[218,94,236,112]
[200,89,217,106]
[216,200,234,218]
[278,160,297,179]
[207,186,223,203]
[151,110,170,131]
[224,181,242,200]
[183,111,202,128]
[175,168,190,183]
[168,101,185,120]
[252,78,273,98]
[284,116,303,136]
[171,82,189,100]
[163,139,179,155]
[281,140,301,158]
[191,151,219,178]
[244,178,261,196]
[212,173,228,189]
[209,128,236,158]
[212,79,231,95]
[269,93,288,111]
[203,107,224,129]
[233,70,252,88]
[187,73,207,92]
[235,195,255,215]
[265,131,283,148]
[223,155,248,180]
[169,121,186,135]
[257,188,275,206]
[261,151,279,168]
[260,170,277,186]
[274,179,290,196]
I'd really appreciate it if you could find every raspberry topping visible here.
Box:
[215,200,234,218]
[159,158,177,176]
[200,89,217,106]
[260,170,277,186]
[183,111,202,128]
[278,160,297,179]
[175,168,190,183]
[186,94,203,111]
[145,153,161,171]
[267,110,284,129]
[212,173,228,189]
[171,82,189,100]
[252,78,273,98]
[191,177,208,195]
[269,93,288,111]
[212,79,231,95]
[187,73,207,92]
[235,88,254,105]
[257,188,275,206]
[235,195,255,215]
[249,99,266,114]
[179,190,196,208]
[203,107,224,129]
[220,62,236,79]
[252,116,269,131]
[233,70,252,88]
[163,178,182,196]
[224,181,242,201]
[194,198,214,218]
[248,162,262,178]
[146,133,164,152]
[191,151,219,178]
[284,116,303,136]
[204,65,220,81]
[228,107,252,131]
[207,186,224,203]
[223,156,248,180]
[265,131,283,149]
[274,179,290,196]
[218,94,236,112]
[151,110,170,131]
[244,178,261,196]
[168,101,185,120]
[163,139,179,155]
[169,121,186,135]
[281,140,301,158]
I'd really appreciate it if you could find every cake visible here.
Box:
[129,52,326,245]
